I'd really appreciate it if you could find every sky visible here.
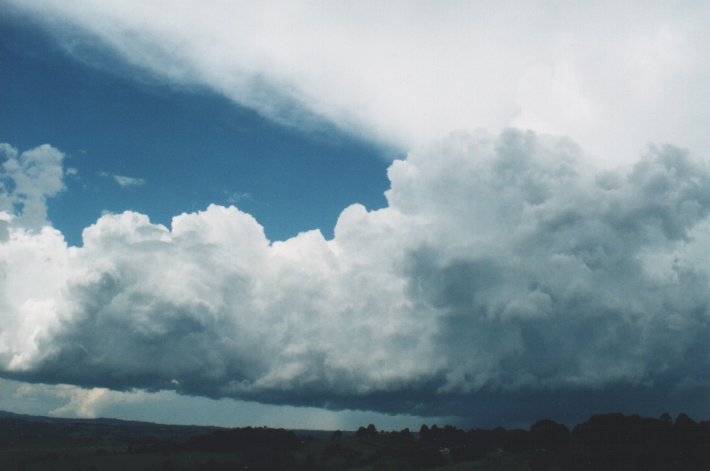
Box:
[2,0,710,430]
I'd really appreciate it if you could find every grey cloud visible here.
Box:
[3,131,710,422]
[100,172,146,187]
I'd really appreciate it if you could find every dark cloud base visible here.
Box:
[4,370,706,428]
[3,130,710,425]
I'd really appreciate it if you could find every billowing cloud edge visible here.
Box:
[3,129,710,422]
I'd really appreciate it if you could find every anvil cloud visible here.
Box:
[5,0,710,165]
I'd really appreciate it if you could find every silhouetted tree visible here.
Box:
[356,424,378,437]
[675,412,697,428]
[530,418,570,451]
[419,424,430,441]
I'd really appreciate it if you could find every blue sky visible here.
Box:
[2,1,710,431]
[0,6,427,430]
[1,12,392,247]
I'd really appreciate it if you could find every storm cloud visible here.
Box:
[3,129,710,421]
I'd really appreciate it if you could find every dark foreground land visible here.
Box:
[1,410,709,470]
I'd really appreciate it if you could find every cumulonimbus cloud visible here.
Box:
[5,0,710,166]
[3,130,710,419]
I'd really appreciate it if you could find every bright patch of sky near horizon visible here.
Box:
[2,1,710,431]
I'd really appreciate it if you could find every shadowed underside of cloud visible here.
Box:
[3,129,710,420]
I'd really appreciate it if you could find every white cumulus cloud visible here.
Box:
[3,131,710,421]
[0,143,65,230]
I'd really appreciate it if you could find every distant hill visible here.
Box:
[0,409,172,427]
[0,409,218,447]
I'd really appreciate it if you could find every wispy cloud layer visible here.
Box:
[3,131,710,420]
[5,1,710,166]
